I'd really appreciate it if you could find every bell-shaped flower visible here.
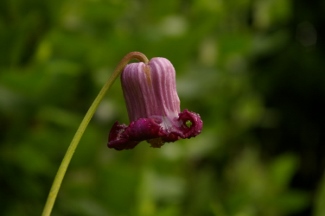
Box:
[108,57,203,150]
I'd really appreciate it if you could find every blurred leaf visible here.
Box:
[314,173,325,216]
[269,154,298,190]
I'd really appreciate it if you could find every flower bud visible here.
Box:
[108,57,203,150]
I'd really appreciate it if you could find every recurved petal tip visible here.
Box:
[177,109,203,138]
[107,122,139,150]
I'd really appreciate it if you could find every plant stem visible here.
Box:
[41,52,149,216]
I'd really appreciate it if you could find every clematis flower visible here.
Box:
[108,57,203,150]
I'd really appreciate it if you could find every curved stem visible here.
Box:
[41,52,149,216]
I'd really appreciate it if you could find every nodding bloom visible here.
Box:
[108,57,203,150]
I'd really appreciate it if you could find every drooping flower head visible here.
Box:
[108,57,203,150]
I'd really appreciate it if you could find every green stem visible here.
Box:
[41,52,149,216]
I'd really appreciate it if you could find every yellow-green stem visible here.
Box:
[41,52,149,216]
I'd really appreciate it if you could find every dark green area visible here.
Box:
[1,0,324,215]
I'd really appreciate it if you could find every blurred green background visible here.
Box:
[1,0,325,215]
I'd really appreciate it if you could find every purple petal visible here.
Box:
[121,58,180,122]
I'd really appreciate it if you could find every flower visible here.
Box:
[108,57,203,150]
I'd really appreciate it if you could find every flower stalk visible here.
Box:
[41,52,149,216]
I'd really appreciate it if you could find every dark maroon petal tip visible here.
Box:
[107,122,139,150]
[107,110,203,150]
[177,109,203,139]
[108,118,166,150]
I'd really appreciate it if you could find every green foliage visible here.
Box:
[0,0,323,215]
